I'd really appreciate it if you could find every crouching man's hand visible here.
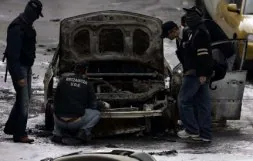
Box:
[97,101,111,111]
[103,101,110,109]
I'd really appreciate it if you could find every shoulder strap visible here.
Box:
[190,25,211,50]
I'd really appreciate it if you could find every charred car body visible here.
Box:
[44,10,176,137]
[44,10,247,137]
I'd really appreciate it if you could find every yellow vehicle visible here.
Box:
[198,0,253,69]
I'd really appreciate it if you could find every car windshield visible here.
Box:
[244,0,253,14]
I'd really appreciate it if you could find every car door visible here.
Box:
[209,39,247,120]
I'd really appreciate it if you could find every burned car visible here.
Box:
[43,10,248,137]
[43,10,176,137]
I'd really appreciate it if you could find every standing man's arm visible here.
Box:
[176,27,191,65]
[194,30,213,84]
[6,26,26,86]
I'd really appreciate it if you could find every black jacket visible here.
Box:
[5,15,36,81]
[177,24,213,77]
[54,74,97,118]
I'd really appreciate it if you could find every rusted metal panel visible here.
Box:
[43,11,175,135]
[209,71,246,100]
[100,110,164,119]
[212,100,242,120]
[94,126,146,137]
[92,118,146,137]
[96,86,164,101]
[59,10,164,73]
[210,71,247,120]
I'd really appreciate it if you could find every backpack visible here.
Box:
[203,19,234,58]
[204,19,235,90]
[209,49,228,90]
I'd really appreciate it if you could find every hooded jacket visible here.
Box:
[5,15,36,81]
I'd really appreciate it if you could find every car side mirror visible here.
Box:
[227,4,240,14]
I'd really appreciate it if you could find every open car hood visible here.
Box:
[59,10,164,73]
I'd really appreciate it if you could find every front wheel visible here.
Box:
[162,97,178,134]
[45,99,54,131]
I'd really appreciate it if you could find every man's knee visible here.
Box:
[89,109,101,123]
[93,112,101,122]
[87,109,101,117]
[94,110,101,117]
[81,109,101,129]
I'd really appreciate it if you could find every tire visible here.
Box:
[162,97,178,134]
[45,100,54,131]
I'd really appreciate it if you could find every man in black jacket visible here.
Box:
[3,0,43,143]
[176,6,213,142]
[52,62,102,144]
[161,20,191,129]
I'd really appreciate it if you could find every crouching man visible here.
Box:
[52,62,101,144]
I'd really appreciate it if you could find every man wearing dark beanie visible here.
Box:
[3,0,43,143]
[176,6,213,143]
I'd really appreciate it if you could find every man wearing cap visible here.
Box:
[52,62,103,144]
[161,20,192,132]
[176,6,213,142]
[161,20,190,70]
[3,0,43,143]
